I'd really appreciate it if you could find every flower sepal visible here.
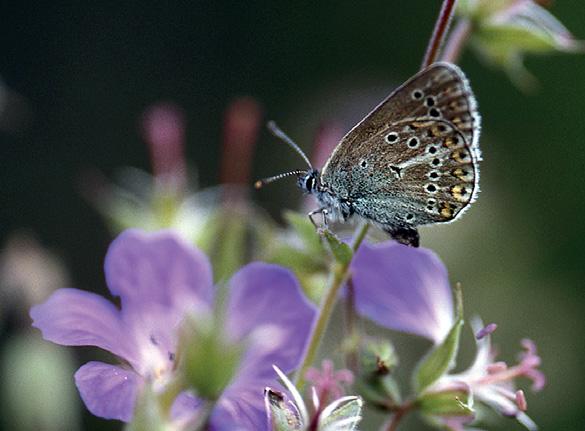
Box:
[317,395,363,431]
[265,366,363,431]
[417,383,474,418]
[181,313,243,401]
[125,384,167,431]
[265,388,304,431]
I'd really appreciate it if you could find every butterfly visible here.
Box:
[256,62,481,247]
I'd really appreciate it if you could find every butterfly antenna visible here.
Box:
[254,170,306,189]
[267,120,313,169]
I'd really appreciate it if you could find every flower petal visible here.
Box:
[171,391,203,425]
[226,262,316,374]
[351,242,454,343]
[209,389,269,431]
[30,288,131,360]
[104,229,213,314]
[74,362,142,422]
[214,263,316,431]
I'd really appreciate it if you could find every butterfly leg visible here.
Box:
[308,207,329,229]
[307,207,329,235]
[384,226,420,247]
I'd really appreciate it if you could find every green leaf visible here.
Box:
[322,229,353,265]
[264,389,303,431]
[414,285,464,393]
[418,388,474,417]
[318,396,363,431]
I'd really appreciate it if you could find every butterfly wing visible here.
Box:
[322,62,480,176]
[320,62,480,228]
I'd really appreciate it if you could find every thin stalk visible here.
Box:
[441,18,472,63]
[344,277,359,373]
[383,402,415,431]
[294,223,370,390]
[421,0,458,69]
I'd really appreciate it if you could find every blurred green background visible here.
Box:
[1,1,584,430]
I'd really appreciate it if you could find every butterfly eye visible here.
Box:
[305,176,315,191]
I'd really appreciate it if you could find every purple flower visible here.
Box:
[351,241,454,344]
[350,241,545,429]
[30,229,315,429]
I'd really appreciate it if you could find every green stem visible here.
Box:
[294,223,370,390]
[344,277,359,373]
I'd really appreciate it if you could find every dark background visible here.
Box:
[1,1,584,430]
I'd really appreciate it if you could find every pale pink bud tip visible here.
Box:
[515,390,527,411]
[141,102,187,186]
[476,323,497,340]
[311,122,345,168]
[220,97,262,185]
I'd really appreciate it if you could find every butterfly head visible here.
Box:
[255,121,321,192]
[297,168,321,194]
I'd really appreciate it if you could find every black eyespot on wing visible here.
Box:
[386,132,399,143]
[429,108,441,118]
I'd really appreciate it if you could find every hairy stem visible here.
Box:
[294,223,370,390]
[441,18,472,63]
[421,0,458,69]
